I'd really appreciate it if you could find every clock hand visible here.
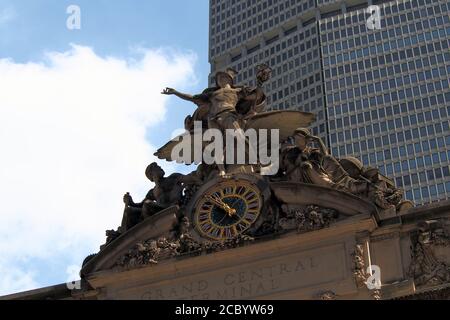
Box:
[216,212,230,225]
[206,195,230,211]
[206,195,237,217]
[228,198,242,216]
[222,201,237,217]
[229,198,239,207]
[206,195,224,207]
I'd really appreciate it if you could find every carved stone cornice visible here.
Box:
[395,284,450,300]
[370,231,400,242]
[317,291,337,300]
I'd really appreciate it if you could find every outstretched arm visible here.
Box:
[162,87,197,103]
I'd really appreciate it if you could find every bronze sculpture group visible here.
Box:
[115,64,411,239]
[77,63,417,281]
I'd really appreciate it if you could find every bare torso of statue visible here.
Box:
[120,163,201,232]
[208,86,242,118]
[148,173,184,208]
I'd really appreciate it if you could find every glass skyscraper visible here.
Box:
[209,0,450,205]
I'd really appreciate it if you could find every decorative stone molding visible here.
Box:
[352,244,368,288]
[114,217,255,270]
[115,238,179,269]
[318,291,337,300]
[407,220,450,288]
[370,232,400,242]
[352,244,382,300]
[396,285,450,300]
[279,205,339,233]
[372,289,381,300]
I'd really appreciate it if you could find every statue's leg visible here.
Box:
[184,115,193,131]
[142,200,164,219]
[337,176,368,194]
[208,118,227,175]
[121,206,142,232]
[301,162,335,188]
[221,112,257,170]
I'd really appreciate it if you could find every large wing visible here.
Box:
[244,110,316,141]
[154,130,206,164]
[155,110,316,164]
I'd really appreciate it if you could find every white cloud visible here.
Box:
[0,45,197,295]
[0,263,38,296]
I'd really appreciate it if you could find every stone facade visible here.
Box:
[3,200,450,300]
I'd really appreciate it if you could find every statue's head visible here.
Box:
[293,128,311,149]
[145,162,165,182]
[215,68,237,88]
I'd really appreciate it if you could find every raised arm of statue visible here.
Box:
[235,86,266,116]
[310,135,329,156]
[162,87,207,105]
[162,87,193,101]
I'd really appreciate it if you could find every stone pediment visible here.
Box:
[80,182,381,278]
[82,212,379,300]
[270,182,377,217]
[80,206,179,277]
[74,202,450,301]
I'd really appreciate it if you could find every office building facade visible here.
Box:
[209,0,450,205]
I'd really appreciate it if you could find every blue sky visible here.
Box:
[0,0,209,295]
[0,0,209,142]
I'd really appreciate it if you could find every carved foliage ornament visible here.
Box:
[407,220,450,288]
[352,244,381,300]
[353,244,368,288]
[318,291,337,300]
[114,218,254,269]
[279,205,339,233]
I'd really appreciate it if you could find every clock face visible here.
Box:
[193,180,262,241]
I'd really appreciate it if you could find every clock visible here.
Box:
[191,178,264,241]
